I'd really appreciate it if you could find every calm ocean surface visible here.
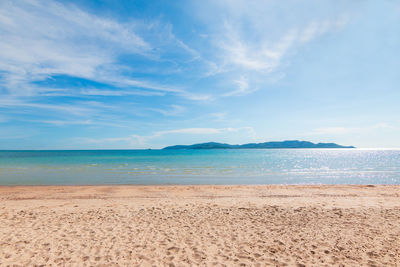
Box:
[0,149,399,185]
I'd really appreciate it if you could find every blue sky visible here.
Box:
[0,0,399,149]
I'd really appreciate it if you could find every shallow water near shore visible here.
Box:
[0,149,399,185]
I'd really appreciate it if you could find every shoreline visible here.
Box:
[0,183,392,191]
[1,185,399,266]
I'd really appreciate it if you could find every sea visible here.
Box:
[0,149,399,185]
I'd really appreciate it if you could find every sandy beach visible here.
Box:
[0,185,399,266]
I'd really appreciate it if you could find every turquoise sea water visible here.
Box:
[0,149,399,185]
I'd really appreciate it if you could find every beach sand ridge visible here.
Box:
[0,185,399,266]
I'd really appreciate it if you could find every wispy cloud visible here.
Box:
[34,120,93,126]
[27,117,140,128]
[80,89,165,97]
[209,112,227,122]
[0,0,200,100]
[179,91,214,101]
[76,126,255,147]
[107,78,183,94]
[3,0,384,149]
[191,0,350,97]
[0,0,217,134]
[147,105,186,116]
[148,127,255,141]
[308,127,358,135]
[0,97,94,116]
[0,0,149,94]
[155,128,225,135]
[306,123,397,136]
[216,18,348,74]
[223,76,256,96]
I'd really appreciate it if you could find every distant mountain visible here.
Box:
[163,140,355,150]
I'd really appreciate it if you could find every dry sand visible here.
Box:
[0,185,399,266]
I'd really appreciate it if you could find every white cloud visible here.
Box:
[155,128,223,136]
[179,92,214,101]
[0,97,94,116]
[35,120,93,126]
[308,127,358,135]
[76,126,255,147]
[0,0,150,94]
[217,18,348,74]
[298,18,348,44]
[192,0,351,97]
[209,112,227,122]
[223,76,256,96]
[77,136,134,145]
[147,105,186,116]
[0,0,219,131]
[307,123,397,136]
[28,117,138,128]
[153,127,254,137]
[108,78,183,94]
[80,89,165,97]
[0,0,201,101]
[372,123,395,130]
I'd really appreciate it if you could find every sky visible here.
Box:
[0,0,399,149]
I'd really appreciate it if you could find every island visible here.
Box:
[163,140,355,150]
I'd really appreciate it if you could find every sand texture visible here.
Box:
[0,185,400,266]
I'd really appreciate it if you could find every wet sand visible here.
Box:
[0,185,399,266]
